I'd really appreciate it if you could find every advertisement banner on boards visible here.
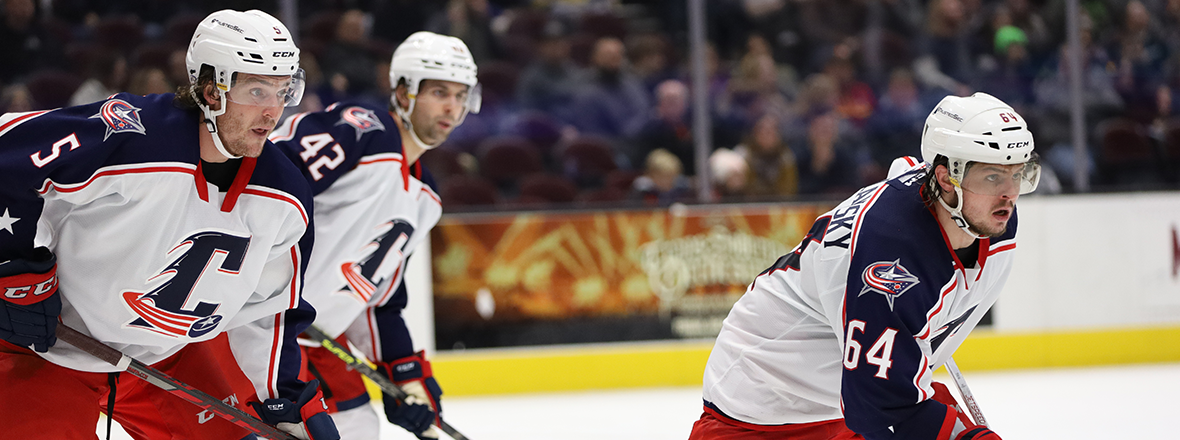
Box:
[430,203,832,350]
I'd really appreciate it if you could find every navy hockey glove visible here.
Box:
[380,351,443,439]
[956,427,1001,440]
[250,379,340,440]
[0,247,61,353]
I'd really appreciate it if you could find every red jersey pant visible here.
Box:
[0,334,255,440]
[689,407,864,440]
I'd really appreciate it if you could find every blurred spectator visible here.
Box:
[726,35,796,128]
[795,112,862,196]
[68,49,126,106]
[0,83,34,112]
[1110,0,1170,123]
[516,20,580,120]
[1002,0,1052,57]
[865,68,926,170]
[632,148,692,206]
[0,0,67,83]
[371,0,441,48]
[824,55,876,127]
[975,25,1037,109]
[733,113,799,197]
[628,33,677,94]
[798,0,868,74]
[629,79,694,174]
[708,147,748,200]
[126,66,172,96]
[428,0,501,63]
[1033,10,1123,147]
[319,9,380,104]
[913,0,974,95]
[785,72,839,135]
[570,37,650,140]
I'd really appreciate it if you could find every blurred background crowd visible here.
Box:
[2,0,1178,210]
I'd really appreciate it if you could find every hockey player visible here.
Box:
[690,93,1040,440]
[0,10,339,440]
[267,31,480,439]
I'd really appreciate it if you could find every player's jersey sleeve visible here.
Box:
[270,102,402,193]
[838,184,963,439]
[0,104,134,261]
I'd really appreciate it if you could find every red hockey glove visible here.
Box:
[380,351,443,439]
[250,379,340,440]
[0,247,61,353]
[931,382,1001,440]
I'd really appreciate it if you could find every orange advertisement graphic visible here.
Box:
[431,204,832,349]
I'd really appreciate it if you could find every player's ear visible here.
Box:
[394,84,410,110]
[202,82,222,111]
[935,165,956,193]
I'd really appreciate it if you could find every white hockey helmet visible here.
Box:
[185,9,305,158]
[389,31,481,149]
[921,92,1039,194]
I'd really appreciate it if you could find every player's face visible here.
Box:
[410,80,470,145]
[958,162,1024,237]
[215,74,289,157]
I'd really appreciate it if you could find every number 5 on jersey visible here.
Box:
[298,133,346,180]
[843,320,897,379]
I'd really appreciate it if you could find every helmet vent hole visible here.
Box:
[982,131,993,136]
[1001,126,1022,131]
[244,37,257,43]
[274,38,288,42]
[988,142,1000,149]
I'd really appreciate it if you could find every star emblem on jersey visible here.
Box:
[90,98,147,140]
[859,259,921,310]
[0,208,18,235]
[336,106,385,141]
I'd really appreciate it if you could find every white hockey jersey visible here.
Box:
[701,160,1018,439]
[270,102,441,362]
[0,93,317,401]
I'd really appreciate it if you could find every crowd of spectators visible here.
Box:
[3,0,1179,211]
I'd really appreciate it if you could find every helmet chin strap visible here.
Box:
[937,185,982,240]
[392,95,440,151]
[194,88,241,160]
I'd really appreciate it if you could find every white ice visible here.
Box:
[98,362,1180,439]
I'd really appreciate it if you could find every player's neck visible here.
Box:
[934,195,977,249]
[392,113,425,166]
[197,122,231,163]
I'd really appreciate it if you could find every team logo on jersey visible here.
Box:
[123,231,249,339]
[90,99,147,141]
[336,106,385,141]
[859,259,920,310]
[339,219,414,304]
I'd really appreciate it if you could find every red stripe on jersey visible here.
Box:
[38,164,197,194]
[288,246,300,309]
[0,110,51,135]
[936,404,958,440]
[194,162,209,202]
[419,186,440,205]
[220,157,257,212]
[267,313,282,399]
[848,184,889,257]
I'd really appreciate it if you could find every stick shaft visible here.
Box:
[304,326,469,440]
[945,357,988,427]
[55,325,296,440]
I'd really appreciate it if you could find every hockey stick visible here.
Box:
[54,325,297,440]
[303,325,470,440]
[945,357,989,427]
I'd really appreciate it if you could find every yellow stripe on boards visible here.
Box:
[362,326,1180,398]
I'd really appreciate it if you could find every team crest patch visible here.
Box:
[337,106,385,140]
[859,259,920,310]
[90,99,147,140]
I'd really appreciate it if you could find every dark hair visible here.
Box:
[173,65,215,110]
[919,155,950,208]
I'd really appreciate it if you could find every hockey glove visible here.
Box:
[250,379,340,440]
[931,382,1001,440]
[380,351,443,439]
[0,247,61,353]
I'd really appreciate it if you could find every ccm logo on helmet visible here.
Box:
[1006,141,1030,149]
[273,51,296,58]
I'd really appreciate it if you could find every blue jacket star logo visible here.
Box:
[90,98,147,140]
[859,259,921,310]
